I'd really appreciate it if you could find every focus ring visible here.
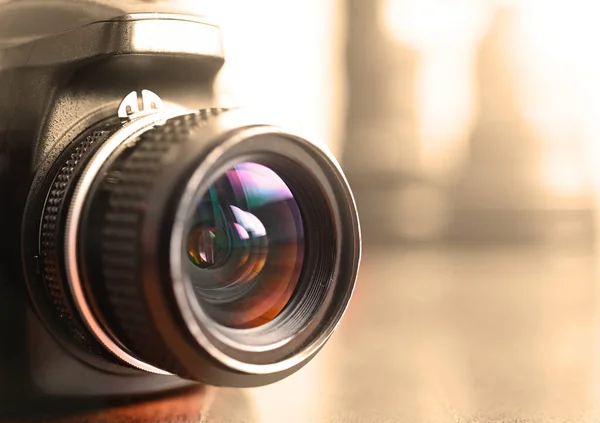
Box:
[86,110,221,377]
[39,129,121,361]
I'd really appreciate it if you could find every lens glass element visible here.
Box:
[185,162,304,329]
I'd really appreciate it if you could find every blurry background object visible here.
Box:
[177,0,345,157]
[343,0,599,246]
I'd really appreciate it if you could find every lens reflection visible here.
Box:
[185,162,304,329]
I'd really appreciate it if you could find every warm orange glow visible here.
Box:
[199,0,345,155]
[382,0,491,178]
[383,0,600,197]
[514,0,600,197]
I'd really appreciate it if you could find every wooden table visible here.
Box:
[5,244,600,422]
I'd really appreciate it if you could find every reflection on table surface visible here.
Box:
[205,244,600,422]
[4,243,600,423]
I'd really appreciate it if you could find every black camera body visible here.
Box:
[0,5,225,399]
[0,1,360,404]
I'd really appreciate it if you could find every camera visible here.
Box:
[0,2,360,400]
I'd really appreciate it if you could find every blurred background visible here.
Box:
[343,0,600,247]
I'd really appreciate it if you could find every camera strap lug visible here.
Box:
[118,90,166,122]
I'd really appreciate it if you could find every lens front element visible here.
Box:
[185,162,305,329]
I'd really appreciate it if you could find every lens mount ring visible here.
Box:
[64,108,192,375]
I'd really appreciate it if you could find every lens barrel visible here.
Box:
[29,108,360,386]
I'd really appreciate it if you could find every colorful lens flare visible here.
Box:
[185,162,305,328]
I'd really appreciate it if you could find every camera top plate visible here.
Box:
[0,13,223,69]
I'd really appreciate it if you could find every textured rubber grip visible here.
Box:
[88,110,221,376]
[39,129,120,360]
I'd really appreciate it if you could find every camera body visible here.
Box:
[0,1,361,406]
[0,5,224,399]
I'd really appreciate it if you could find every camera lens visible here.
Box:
[185,162,304,329]
[27,108,360,386]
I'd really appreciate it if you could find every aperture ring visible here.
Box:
[63,107,207,374]
[89,112,216,378]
